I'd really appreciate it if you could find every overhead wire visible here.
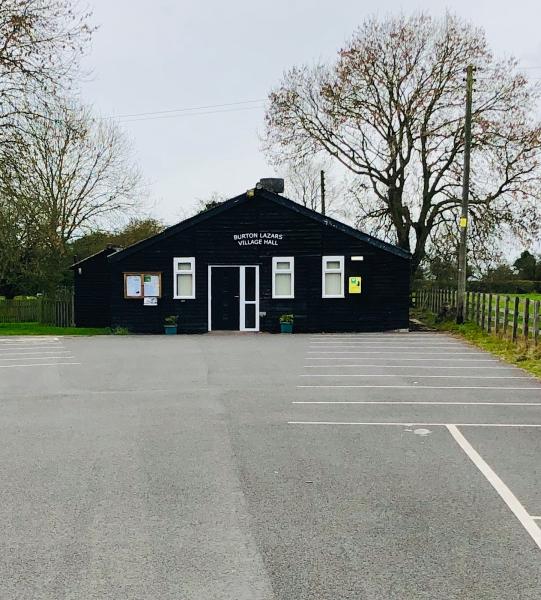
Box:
[107,64,541,123]
[110,98,266,123]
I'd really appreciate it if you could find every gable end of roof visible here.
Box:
[109,188,411,262]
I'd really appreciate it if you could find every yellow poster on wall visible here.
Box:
[349,276,361,294]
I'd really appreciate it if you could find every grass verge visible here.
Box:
[0,322,111,336]
[411,308,541,379]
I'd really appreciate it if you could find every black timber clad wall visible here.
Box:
[73,252,113,327]
[109,195,410,333]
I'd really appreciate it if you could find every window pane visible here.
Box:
[245,267,256,301]
[244,303,256,329]
[177,273,193,296]
[177,262,192,271]
[325,272,342,295]
[276,261,291,270]
[275,273,292,296]
[326,260,341,270]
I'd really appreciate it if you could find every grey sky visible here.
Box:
[81,0,541,224]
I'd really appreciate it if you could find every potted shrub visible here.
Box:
[164,315,178,335]
[279,313,294,334]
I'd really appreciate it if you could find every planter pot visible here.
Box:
[280,322,293,334]
[164,325,178,335]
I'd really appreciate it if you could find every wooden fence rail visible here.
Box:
[0,295,74,327]
[413,288,540,347]
[0,300,41,324]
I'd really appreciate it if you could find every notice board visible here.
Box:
[143,274,160,297]
[125,274,142,298]
[124,272,162,299]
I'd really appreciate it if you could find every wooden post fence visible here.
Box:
[481,293,486,330]
[534,300,540,347]
[523,298,530,343]
[495,295,500,335]
[414,288,540,349]
[512,296,520,342]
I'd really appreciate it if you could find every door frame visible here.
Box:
[207,265,260,332]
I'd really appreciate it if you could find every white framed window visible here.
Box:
[272,257,294,298]
[322,256,344,298]
[174,257,195,299]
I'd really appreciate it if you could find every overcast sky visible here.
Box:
[80,0,541,225]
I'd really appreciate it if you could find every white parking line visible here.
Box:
[288,421,541,427]
[309,335,443,338]
[309,341,445,344]
[300,374,532,379]
[0,355,75,361]
[309,346,469,350]
[0,343,60,346]
[0,340,62,345]
[0,362,80,368]
[307,351,484,355]
[309,340,461,344]
[0,350,68,357]
[0,337,60,342]
[0,345,64,351]
[292,401,541,406]
[447,424,541,550]
[304,365,512,369]
[298,385,541,390]
[0,338,60,346]
[306,358,499,362]
[309,342,463,346]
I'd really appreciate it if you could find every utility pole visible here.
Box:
[320,170,326,216]
[456,64,474,324]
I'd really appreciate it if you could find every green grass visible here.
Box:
[0,322,111,336]
[412,308,541,379]
[513,293,541,301]
[466,293,540,328]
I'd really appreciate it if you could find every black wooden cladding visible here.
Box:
[74,189,411,333]
[72,248,116,328]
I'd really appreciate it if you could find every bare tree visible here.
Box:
[0,0,93,124]
[0,100,141,256]
[264,13,541,277]
[282,157,342,216]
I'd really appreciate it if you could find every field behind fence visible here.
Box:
[0,294,74,327]
[413,288,540,346]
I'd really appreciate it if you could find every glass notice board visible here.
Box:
[124,272,162,299]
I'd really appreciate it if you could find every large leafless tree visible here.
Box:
[1,101,141,257]
[0,0,92,124]
[0,99,141,294]
[0,0,95,292]
[264,13,541,276]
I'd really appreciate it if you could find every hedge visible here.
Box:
[413,280,541,294]
[466,280,541,294]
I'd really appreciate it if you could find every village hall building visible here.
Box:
[72,181,411,333]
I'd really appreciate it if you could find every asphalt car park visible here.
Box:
[1,332,540,599]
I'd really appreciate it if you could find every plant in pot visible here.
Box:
[164,315,178,335]
[279,313,294,334]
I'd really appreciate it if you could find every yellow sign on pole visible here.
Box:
[349,276,361,294]
[459,216,468,228]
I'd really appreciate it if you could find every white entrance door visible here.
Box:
[207,265,259,332]
[240,266,259,331]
